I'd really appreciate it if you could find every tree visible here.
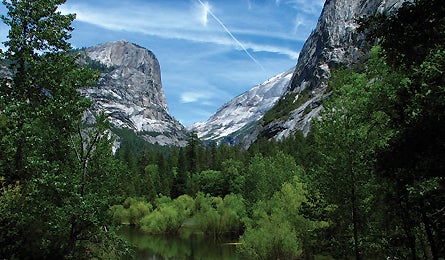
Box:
[243,152,300,205]
[144,164,161,200]
[311,47,401,259]
[186,131,202,174]
[361,1,445,257]
[221,159,245,194]
[193,170,227,197]
[359,0,445,69]
[1,0,92,182]
[239,176,325,259]
[172,148,188,197]
[0,0,128,258]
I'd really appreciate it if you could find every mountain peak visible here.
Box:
[83,40,157,73]
[79,41,188,146]
[255,0,407,143]
[191,67,294,145]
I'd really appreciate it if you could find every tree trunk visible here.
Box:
[69,218,78,257]
[396,185,418,259]
[420,200,438,260]
[351,173,360,260]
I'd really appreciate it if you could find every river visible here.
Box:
[118,226,241,259]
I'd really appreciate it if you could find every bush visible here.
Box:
[109,197,152,225]
[239,213,301,259]
[263,91,310,124]
[193,193,246,236]
[139,195,194,234]
[238,176,327,259]
[128,200,152,225]
[109,205,130,224]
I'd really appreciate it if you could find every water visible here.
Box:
[118,226,240,260]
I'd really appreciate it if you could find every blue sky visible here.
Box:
[1,0,324,126]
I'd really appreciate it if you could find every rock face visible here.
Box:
[253,0,406,143]
[0,64,12,79]
[191,67,294,145]
[79,40,188,146]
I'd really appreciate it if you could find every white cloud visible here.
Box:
[61,2,209,36]
[283,0,325,15]
[293,14,305,32]
[247,0,253,10]
[200,1,210,26]
[179,85,231,105]
[247,42,300,60]
[60,1,305,60]
[181,92,207,103]
[1,0,323,125]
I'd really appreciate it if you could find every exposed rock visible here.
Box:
[0,64,12,79]
[191,67,294,145]
[252,0,407,144]
[79,40,188,146]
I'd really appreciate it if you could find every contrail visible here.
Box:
[197,0,266,73]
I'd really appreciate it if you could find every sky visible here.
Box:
[0,0,324,126]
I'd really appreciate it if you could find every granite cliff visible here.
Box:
[191,67,294,145]
[79,40,188,146]
[249,0,406,144]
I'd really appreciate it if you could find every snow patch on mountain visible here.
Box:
[191,67,294,143]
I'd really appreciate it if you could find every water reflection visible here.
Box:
[119,226,240,260]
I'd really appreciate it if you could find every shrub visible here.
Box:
[110,197,152,225]
[139,195,194,234]
[193,193,246,236]
[238,176,327,259]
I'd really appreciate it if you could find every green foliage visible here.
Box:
[239,176,325,259]
[248,131,310,166]
[186,131,204,175]
[0,177,25,258]
[144,164,161,199]
[110,193,246,238]
[192,170,227,197]
[110,205,131,224]
[79,52,116,73]
[306,38,445,258]
[240,213,300,259]
[221,159,245,194]
[193,193,247,236]
[1,0,442,258]
[113,127,169,157]
[0,0,131,258]
[243,152,302,205]
[110,197,158,230]
[359,0,445,68]
[308,46,405,258]
[358,1,445,258]
[138,195,194,234]
[128,198,152,225]
[263,90,310,124]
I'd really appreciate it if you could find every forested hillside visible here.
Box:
[1,0,444,259]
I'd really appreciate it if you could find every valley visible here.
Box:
[1,0,444,259]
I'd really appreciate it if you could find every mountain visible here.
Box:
[250,0,406,144]
[0,64,11,79]
[191,67,294,145]
[78,40,188,146]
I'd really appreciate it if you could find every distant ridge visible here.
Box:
[191,67,294,145]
